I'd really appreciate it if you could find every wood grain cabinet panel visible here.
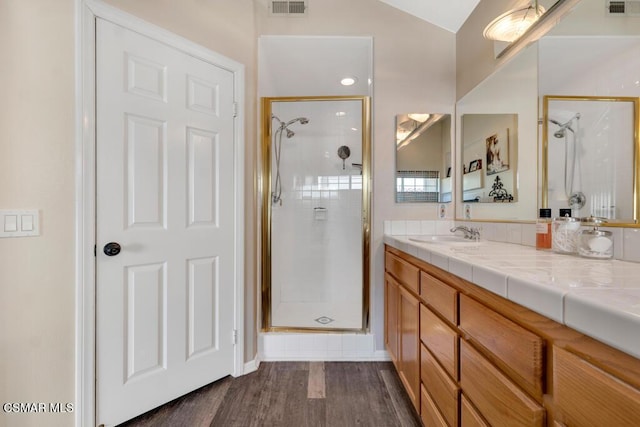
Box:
[420,304,458,380]
[420,384,448,427]
[459,294,544,399]
[553,346,640,426]
[421,344,459,427]
[384,273,399,367]
[420,271,458,325]
[461,394,489,427]
[399,287,420,411]
[386,252,420,294]
[460,340,545,427]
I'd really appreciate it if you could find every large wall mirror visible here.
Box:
[539,0,640,225]
[462,114,518,203]
[455,43,538,221]
[395,113,452,203]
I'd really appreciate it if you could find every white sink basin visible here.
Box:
[409,235,481,244]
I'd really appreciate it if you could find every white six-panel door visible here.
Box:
[96,18,236,426]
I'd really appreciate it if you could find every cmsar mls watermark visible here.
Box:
[3,402,74,413]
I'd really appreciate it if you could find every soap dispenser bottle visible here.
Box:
[536,208,552,250]
[578,217,613,259]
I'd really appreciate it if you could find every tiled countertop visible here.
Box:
[384,234,640,359]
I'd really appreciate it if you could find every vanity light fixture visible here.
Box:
[340,76,357,86]
[397,113,444,149]
[483,0,546,42]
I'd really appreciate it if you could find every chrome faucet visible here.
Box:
[450,226,481,240]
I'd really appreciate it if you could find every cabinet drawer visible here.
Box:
[553,346,640,426]
[421,343,459,427]
[461,394,489,427]
[420,304,458,379]
[421,383,448,427]
[459,294,544,399]
[460,340,545,427]
[385,251,419,294]
[420,271,457,324]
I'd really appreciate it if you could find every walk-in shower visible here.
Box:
[261,96,371,331]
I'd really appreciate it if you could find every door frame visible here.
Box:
[74,1,245,425]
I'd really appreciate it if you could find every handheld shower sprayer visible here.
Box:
[270,115,310,205]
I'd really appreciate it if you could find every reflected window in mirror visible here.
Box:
[395,113,452,203]
[462,114,518,203]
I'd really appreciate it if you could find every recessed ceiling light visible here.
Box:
[340,77,358,86]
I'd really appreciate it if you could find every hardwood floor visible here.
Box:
[118,362,421,427]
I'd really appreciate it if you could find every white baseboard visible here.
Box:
[242,357,260,375]
[259,332,390,361]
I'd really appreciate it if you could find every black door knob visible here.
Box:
[103,242,121,256]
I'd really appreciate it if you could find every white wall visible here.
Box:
[0,2,75,426]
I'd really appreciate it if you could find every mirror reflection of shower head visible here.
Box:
[549,113,580,138]
[286,117,310,126]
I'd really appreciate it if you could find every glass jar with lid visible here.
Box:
[552,208,580,254]
[577,217,613,259]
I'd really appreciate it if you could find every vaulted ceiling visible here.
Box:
[377,0,481,32]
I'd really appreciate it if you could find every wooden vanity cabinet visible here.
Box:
[384,245,640,427]
[385,251,420,411]
[384,273,400,365]
[399,286,420,410]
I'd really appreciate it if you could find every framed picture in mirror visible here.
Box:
[486,129,510,175]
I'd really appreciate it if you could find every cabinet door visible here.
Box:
[461,394,489,427]
[554,346,640,426]
[399,286,420,411]
[460,294,544,400]
[421,304,459,380]
[385,273,400,366]
[421,344,460,427]
[460,340,545,427]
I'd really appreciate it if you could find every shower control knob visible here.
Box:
[103,242,122,256]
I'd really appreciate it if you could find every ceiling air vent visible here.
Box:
[607,0,640,15]
[270,1,308,16]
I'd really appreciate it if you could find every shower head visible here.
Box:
[285,129,295,138]
[549,113,580,138]
[285,117,310,126]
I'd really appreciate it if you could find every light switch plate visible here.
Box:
[0,210,40,237]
